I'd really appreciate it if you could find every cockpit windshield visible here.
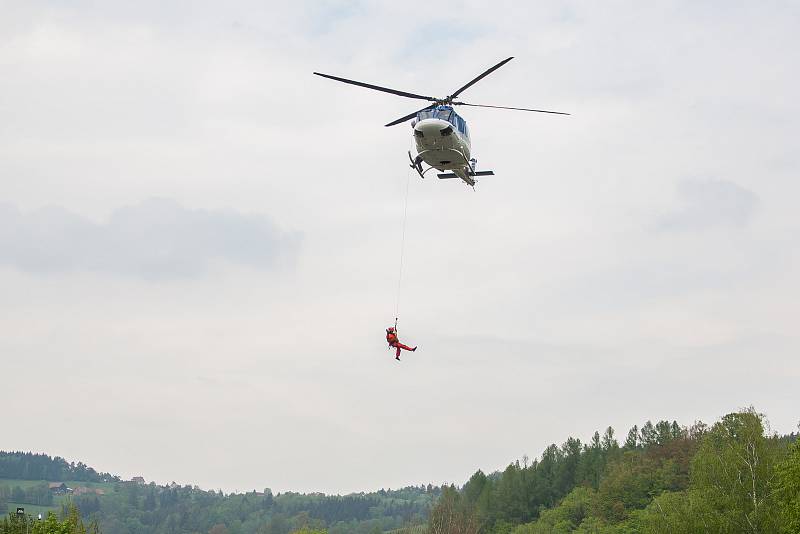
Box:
[417,108,453,122]
[415,106,469,138]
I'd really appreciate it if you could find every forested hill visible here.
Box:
[0,452,119,483]
[0,449,439,533]
[2,408,799,533]
[429,408,800,534]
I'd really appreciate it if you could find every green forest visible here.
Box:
[0,453,118,484]
[3,408,799,534]
[428,408,799,533]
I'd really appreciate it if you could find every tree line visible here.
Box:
[1,505,101,534]
[0,452,118,483]
[74,483,438,534]
[428,408,800,533]
[4,408,798,533]
[0,483,54,508]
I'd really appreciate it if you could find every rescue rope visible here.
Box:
[394,167,412,324]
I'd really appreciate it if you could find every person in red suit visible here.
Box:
[386,326,417,360]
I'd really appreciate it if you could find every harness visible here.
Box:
[386,331,398,346]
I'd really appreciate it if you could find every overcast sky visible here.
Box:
[1,1,798,494]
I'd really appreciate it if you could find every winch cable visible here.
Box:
[394,166,412,327]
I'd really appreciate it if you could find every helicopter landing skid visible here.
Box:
[408,150,426,179]
[407,150,446,180]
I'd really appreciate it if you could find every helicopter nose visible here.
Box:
[414,118,452,138]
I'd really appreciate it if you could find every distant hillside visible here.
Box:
[0,452,119,483]
[0,451,437,534]
[4,411,797,533]
[427,409,800,534]
[0,481,437,533]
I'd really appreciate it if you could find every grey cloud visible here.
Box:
[655,179,758,232]
[0,199,298,278]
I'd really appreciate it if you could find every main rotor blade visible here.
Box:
[455,102,570,115]
[313,72,437,101]
[449,57,515,99]
[384,104,437,127]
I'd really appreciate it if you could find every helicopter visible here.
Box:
[314,57,569,187]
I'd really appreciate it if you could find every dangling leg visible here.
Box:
[395,342,415,352]
[395,345,401,360]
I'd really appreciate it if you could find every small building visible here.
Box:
[48,482,68,495]
[131,476,146,485]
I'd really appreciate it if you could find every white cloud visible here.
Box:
[0,199,298,278]
[655,179,759,231]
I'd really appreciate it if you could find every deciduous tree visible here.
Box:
[775,437,800,532]
[689,408,784,533]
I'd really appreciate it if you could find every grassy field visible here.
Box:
[386,526,427,534]
[0,479,117,492]
[1,479,50,491]
[1,478,117,515]
[5,501,62,516]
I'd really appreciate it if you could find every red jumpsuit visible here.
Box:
[387,329,415,359]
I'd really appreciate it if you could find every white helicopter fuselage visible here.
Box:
[412,118,471,171]
[409,106,486,185]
